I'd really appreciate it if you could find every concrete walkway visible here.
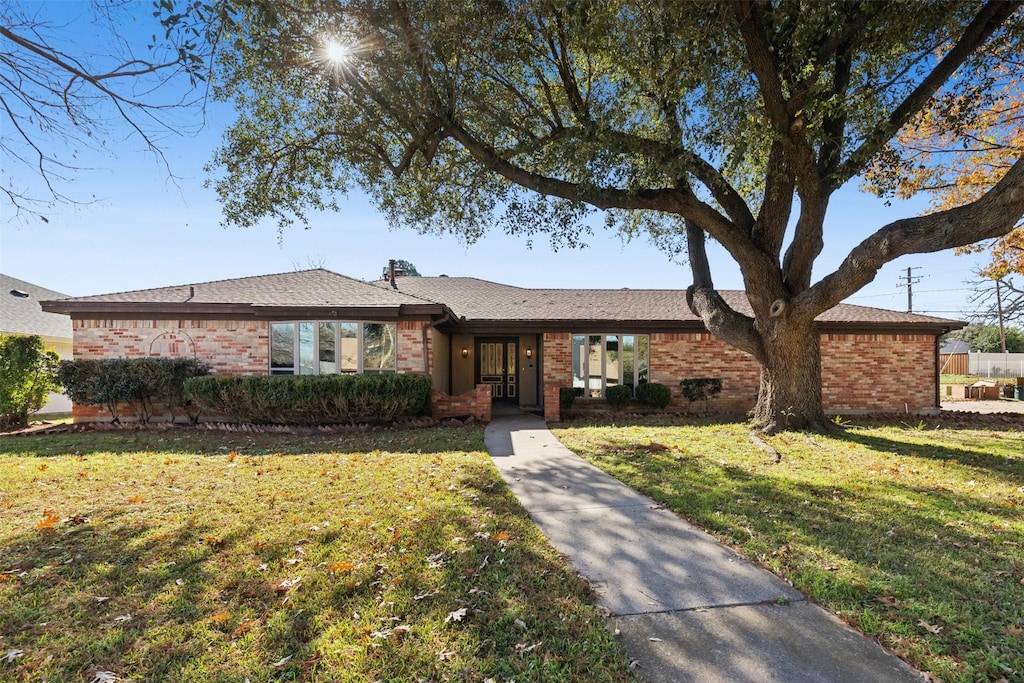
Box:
[484,410,925,683]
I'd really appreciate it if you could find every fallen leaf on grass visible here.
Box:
[90,673,122,683]
[275,576,302,593]
[445,607,468,624]
[128,496,144,503]
[113,614,132,623]
[4,649,24,663]
[918,620,943,635]
[208,611,229,624]
[514,618,527,630]
[36,514,59,531]
[232,619,256,637]
[648,637,663,642]
[877,596,902,608]
[329,562,355,573]
[270,655,292,668]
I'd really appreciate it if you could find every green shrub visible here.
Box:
[0,334,60,429]
[605,384,633,410]
[679,378,723,413]
[184,373,432,424]
[635,382,671,409]
[559,387,578,412]
[57,358,209,423]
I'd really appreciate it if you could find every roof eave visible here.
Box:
[41,301,447,321]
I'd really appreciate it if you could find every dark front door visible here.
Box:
[477,338,518,403]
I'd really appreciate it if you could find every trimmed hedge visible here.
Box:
[559,387,578,413]
[635,382,672,409]
[57,358,210,423]
[679,378,723,412]
[184,373,432,424]
[605,384,633,410]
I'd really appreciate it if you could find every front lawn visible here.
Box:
[0,427,633,683]
[553,418,1024,683]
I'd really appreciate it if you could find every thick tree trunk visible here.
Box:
[749,318,830,433]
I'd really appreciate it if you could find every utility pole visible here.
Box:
[899,267,922,313]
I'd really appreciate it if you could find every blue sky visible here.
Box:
[0,2,991,319]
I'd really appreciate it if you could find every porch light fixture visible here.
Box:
[462,348,469,358]
[525,348,532,358]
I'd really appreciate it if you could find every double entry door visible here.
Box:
[476,338,518,403]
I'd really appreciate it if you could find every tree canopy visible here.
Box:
[208,0,1024,431]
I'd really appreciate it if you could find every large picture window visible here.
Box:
[270,321,396,375]
[571,334,648,397]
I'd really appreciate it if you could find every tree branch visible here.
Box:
[801,154,1024,313]
[833,0,1021,187]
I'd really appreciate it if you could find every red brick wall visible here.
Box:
[396,320,430,373]
[540,330,939,416]
[431,384,492,422]
[543,333,572,421]
[821,333,936,412]
[649,332,761,411]
[73,319,268,374]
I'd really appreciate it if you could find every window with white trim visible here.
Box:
[571,334,649,398]
[270,321,396,375]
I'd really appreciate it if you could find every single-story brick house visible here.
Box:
[41,268,962,422]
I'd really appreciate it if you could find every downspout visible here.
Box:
[935,329,946,410]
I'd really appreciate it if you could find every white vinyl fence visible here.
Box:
[968,352,1024,379]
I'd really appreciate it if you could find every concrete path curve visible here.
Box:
[485,410,926,683]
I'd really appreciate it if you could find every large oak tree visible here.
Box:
[208,0,1024,432]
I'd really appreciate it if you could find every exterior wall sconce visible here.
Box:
[462,348,469,358]
[525,348,533,358]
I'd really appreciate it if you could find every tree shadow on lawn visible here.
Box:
[838,428,1024,480]
[0,458,631,683]
[0,424,487,459]
[581,437,1023,680]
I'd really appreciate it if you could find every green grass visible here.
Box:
[553,417,1024,683]
[0,427,633,683]
[940,374,978,385]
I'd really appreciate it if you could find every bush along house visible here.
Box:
[41,267,963,423]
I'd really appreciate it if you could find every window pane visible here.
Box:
[340,322,358,372]
[622,336,635,393]
[587,335,603,397]
[363,322,396,372]
[605,335,620,387]
[637,335,649,384]
[270,323,295,371]
[319,322,336,374]
[571,335,586,390]
[298,322,315,375]
[507,342,516,375]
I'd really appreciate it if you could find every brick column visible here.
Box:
[474,384,492,422]
[544,385,561,422]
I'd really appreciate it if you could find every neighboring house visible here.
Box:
[1,274,74,414]
[40,268,963,422]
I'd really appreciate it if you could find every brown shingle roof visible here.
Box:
[42,269,431,311]
[381,276,959,327]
